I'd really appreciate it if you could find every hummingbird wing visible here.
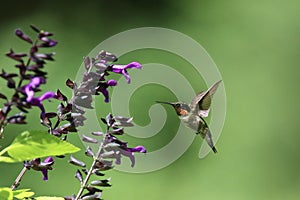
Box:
[190,80,222,117]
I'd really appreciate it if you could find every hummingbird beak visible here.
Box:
[155,101,174,106]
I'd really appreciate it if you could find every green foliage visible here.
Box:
[33,197,64,200]
[13,189,34,199]
[0,131,80,163]
[0,187,13,200]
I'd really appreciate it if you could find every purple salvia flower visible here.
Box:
[30,91,56,113]
[107,79,117,86]
[23,77,56,114]
[121,145,146,167]
[115,146,146,167]
[112,62,142,83]
[40,157,54,181]
[126,145,147,153]
[24,157,54,181]
[15,29,33,44]
[98,79,117,103]
[105,134,146,167]
[23,77,45,101]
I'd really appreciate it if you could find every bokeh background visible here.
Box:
[1,0,300,199]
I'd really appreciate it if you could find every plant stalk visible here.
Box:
[10,167,28,190]
[75,133,108,200]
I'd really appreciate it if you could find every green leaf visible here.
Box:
[0,130,80,163]
[34,196,64,200]
[0,156,18,163]
[0,187,13,200]
[13,188,34,199]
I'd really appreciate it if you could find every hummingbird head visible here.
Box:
[156,101,190,116]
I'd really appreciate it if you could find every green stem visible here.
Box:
[75,133,108,200]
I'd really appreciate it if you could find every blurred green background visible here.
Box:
[1,0,300,199]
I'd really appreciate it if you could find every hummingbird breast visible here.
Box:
[180,114,202,132]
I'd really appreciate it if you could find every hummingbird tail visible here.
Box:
[202,128,218,154]
[212,146,218,153]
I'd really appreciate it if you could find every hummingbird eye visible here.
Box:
[175,103,181,108]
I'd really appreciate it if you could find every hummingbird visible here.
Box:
[156,80,222,153]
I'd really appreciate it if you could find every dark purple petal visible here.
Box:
[75,169,83,183]
[22,87,56,115]
[104,142,121,149]
[114,116,133,122]
[91,131,104,136]
[6,49,27,62]
[90,179,111,187]
[82,135,98,144]
[27,77,43,88]
[38,38,58,47]
[111,67,122,73]
[112,62,142,70]
[97,80,118,102]
[122,70,131,83]
[101,151,116,158]
[30,45,38,54]
[27,64,40,71]
[44,112,57,118]
[94,160,113,171]
[109,143,146,167]
[41,169,49,181]
[100,118,107,125]
[0,70,18,88]
[105,113,115,126]
[0,70,18,79]
[35,52,55,61]
[116,149,135,167]
[40,157,54,181]
[39,31,53,38]
[109,127,124,135]
[15,29,33,44]
[48,40,58,47]
[7,114,26,124]
[0,110,5,121]
[82,168,88,175]
[112,62,142,83]
[40,113,52,128]
[84,56,91,71]
[69,155,86,167]
[66,79,75,89]
[64,195,76,200]
[85,146,95,157]
[81,193,102,200]
[107,79,117,86]
[25,89,34,102]
[99,88,109,103]
[38,91,56,101]
[96,50,118,62]
[27,90,55,111]
[86,186,103,193]
[43,156,54,163]
[125,62,142,69]
[25,93,55,115]
[114,116,134,127]
[92,169,105,176]
[7,79,15,88]
[127,145,147,153]
[56,89,68,101]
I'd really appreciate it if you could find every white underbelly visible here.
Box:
[181,115,201,132]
